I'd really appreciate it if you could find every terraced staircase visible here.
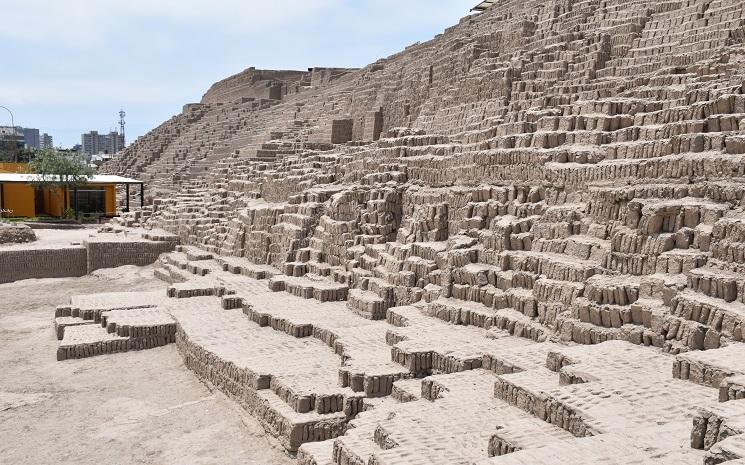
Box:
[85,0,745,462]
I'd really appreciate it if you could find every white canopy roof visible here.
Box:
[0,173,142,184]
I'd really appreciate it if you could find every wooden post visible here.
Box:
[125,183,130,212]
[140,183,144,208]
[73,187,79,221]
[0,183,4,218]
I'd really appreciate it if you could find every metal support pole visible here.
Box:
[73,187,78,220]
[0,105,13,130]
[0,106,16,162]
[140,183,144,208]
[125,183,130,212]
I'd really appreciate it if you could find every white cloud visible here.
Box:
[0,0,474,45]
[0,78,194,106]
[121,0,342,27]
[0,0,342,45]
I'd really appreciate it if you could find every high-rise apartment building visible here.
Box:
[22,128,40,149]
[81,131,124,155]
[41,133,53,149]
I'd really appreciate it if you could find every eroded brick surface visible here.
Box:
[47,0,745,462]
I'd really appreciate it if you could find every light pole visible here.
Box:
[0,105,17,162]
[0,105,14,130]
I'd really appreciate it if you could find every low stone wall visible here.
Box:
[86,240,176,273]
[0,247,88,283]
[0,238,177,284]
[174,326,348,452]
[24,222,85,230]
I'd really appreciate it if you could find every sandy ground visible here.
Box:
[0,265,293,465]
[0,226,101,250]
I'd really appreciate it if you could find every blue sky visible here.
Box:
[1,0,475,148]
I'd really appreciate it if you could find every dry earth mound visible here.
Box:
[0,223,36,244]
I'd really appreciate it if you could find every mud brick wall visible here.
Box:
[200,68,306,105]
[98,1,745,462]
[0,247,87,284]
[86,240,176,273]
[175,327,347,452]
[363,110,384,141]
[330,119,354,144]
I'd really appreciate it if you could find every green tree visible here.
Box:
[0,138,22,162]
[0,147,38,163]
[28,149,95,216]
[15,148,36,163]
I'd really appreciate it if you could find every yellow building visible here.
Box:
[0,164,142,218]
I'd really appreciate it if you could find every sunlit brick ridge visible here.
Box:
[56,0,745,463]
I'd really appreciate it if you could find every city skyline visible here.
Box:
[1,0,475,148]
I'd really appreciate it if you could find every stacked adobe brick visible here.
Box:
[101,0,745,463]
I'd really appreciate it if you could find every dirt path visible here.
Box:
[0,266,294,465]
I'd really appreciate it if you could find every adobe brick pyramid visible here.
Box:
[93,0,745,463]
